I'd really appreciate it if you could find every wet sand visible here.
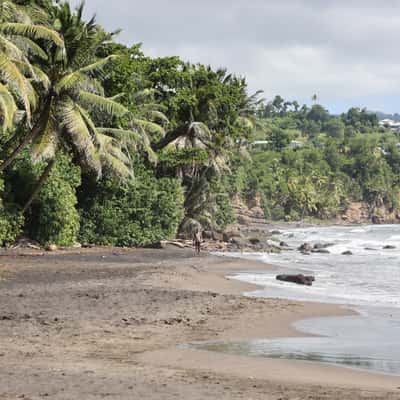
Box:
[0,246,399,399]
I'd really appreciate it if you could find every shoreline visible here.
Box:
[0,246,399,399]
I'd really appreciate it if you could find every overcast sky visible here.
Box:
[70,0,400,114]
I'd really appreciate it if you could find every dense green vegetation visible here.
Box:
[230,98,400,221]
[1,1,399,247]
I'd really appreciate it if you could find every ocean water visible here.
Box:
[201,224,400,375]
[229,224,400,308]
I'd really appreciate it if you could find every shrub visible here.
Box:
[7,154,81,246]
[79,172,184,246]
[33,159,81,246]
[0,178,23,246]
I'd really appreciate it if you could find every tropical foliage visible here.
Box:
[0,1,399,247]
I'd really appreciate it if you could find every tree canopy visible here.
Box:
[0,1,398,247]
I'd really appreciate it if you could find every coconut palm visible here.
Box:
[0,0,62,132]
[2,2,132,172]
[2,2,151,212]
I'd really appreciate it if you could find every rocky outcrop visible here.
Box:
[339,202,400,224]
[231,194,267,227]
[276,274,315,286]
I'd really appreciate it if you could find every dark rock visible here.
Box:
[298,243,312,253]
[223,229,241,242]
[383,245,396,249]
[342,250,353,255]
[276,274,315,286]
[280,241,289,248]
[372,215,382,224]
[212,231,224,241]
[313,242,335,249]
[231,236,248,249]
[248,237,261,245]
[202,230,213,239]
[312,248,330,254]
[237,215,250,225]
[270,230,282,235]
[269,245,282,254]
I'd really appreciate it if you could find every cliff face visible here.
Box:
[231,194,267,227]
[338,202,400,224]
[231,195,400,226]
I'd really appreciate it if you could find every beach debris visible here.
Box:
[383,245,396,249]
[45,244,57,252]
[342,250,353,255]
[276,274,315,286]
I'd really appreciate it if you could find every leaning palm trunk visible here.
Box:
[22,158,54,213]
[0,95,52,172]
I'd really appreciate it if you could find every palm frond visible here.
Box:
[98,127,157,164]
[0,34,28,62]
[142,109,170,126]
[0,22,63,47]
[31,115,57,163]
[77,91,128,117]
[55,72,103,95]
[78,55,118,78]
[31,65,50,90]
[0,1,30,24]
[54,71,85,93]
[131,118,166,138]
[11,36,48,60]
[100,151,132,178]
[75,103,100,147]
[57,99,102,176]
[0,82,17,132]
[0,53,32,120]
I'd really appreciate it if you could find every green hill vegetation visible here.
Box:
[1,1,399,247]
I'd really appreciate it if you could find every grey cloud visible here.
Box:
[69,0,400,111]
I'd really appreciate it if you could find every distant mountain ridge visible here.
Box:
[367,110,400,122]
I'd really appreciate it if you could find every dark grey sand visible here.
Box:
[0,246,399,399]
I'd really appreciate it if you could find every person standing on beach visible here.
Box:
[193,228,203,255]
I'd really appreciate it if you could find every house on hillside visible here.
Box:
[379,119,400,132]
[289,140,304,149]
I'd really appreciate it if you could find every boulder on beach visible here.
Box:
[383,245,396,249]
[342,250,353,255]
[276,274,315,286]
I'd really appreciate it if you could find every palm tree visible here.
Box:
[151,68,256,232]
[0,0,62,132]
[2,2,148,212]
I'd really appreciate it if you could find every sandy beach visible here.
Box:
[0,246,399,399]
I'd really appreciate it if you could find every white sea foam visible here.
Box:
[227,224,400,309]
